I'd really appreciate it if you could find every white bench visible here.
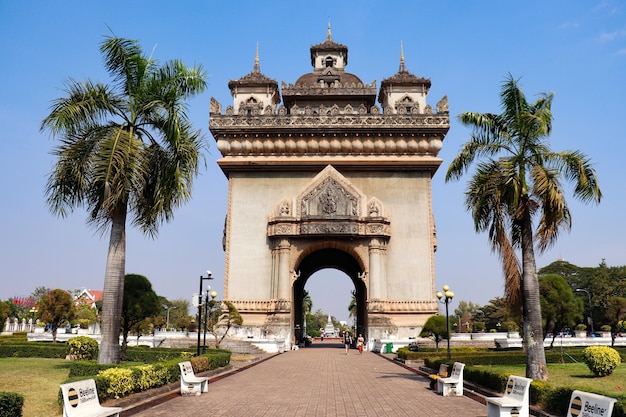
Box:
[428,363,449,390]
[60,378,122,417]
[486,375,532,417]
[566,390,616,417]
[178,361,209,396]
[437,361,465,396]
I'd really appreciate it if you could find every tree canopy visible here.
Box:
[446,74,601,381]
[41,35,207,364]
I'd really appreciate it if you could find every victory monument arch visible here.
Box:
[209,28,450,346]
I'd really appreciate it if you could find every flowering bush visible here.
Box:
[582,346,621,377]
[67,336,98,360]
[98,368,135,399]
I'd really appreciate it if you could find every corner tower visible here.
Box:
[209,30,450,346]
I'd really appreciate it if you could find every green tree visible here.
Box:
[454,300,481,333]
[419,315,448,350]
[481,296,518,331]
[348,290,357,321]
[74,303,98,330]
[207,300,243,348]
[0,301,9,332]
[606,296,626,346]
[121,274,160,357]
[36,289,76,342]
[302,290,313,317]
[31,286,51,302]
[446,75,602,380]
[41,36,207,364]
[539,274,583,348]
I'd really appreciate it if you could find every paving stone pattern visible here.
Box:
[131,343,487,417]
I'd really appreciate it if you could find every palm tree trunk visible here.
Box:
[98,207,127,364]
[520,209,548,381]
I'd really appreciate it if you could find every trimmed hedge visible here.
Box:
[423,356,626,417]
[0,392,24,417]
[59,349,231,403]
[122,347,196,363]
[0,342,67,358]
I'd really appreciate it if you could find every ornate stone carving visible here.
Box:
[301,178,358,218]
[300,222,359,235]
[210,97,222,115]
[267,165,391,239]
[436,95,449,114]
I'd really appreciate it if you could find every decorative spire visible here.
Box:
[253,42,260,73]
[327,20,332,42]
[399,41,407,73]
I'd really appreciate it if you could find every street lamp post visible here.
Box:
[203,290,218,353]
[575,288,594,334]
[29,307,38,332]
[165,306,177,331]
[436,285,455,361]
[197,271,214,356]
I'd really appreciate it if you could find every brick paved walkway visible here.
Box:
[130,343,487,417]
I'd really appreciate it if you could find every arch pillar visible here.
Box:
[277,238,291,301]
[368,237,387,302]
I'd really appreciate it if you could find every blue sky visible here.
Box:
[1,1,624,322]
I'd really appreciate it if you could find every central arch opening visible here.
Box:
[305,269,353,335]
[292,247,367,345]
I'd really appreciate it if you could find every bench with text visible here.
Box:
[437,361,465,396]
[178,361,209,396]
[567,390,616,417]
[486,375,532,417]
[60,378,122,417]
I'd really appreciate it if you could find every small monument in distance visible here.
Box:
[324,315,336,337]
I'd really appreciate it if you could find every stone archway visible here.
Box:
[292,246,368,344]
[209,31,449,348]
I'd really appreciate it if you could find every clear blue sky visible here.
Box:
[1,1,624,322]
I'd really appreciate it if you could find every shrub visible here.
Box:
[601,325,612,332]
[68,361,120,378]
[97,368,135,399]
[0,392,24,417]
[0,342,67,358]
[582,346,622,377]
[502,321,519,332]
[67,336,99,360]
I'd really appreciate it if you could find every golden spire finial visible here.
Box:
[327,19,332,42]
[399,41,407,72]
[253,41,260,73]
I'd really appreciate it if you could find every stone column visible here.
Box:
[368,238,387,300]
[277,238,291,301]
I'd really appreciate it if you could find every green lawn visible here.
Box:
[474,362,626,398]
[0,358,70,417]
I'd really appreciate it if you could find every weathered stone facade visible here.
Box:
[209,28,449,344]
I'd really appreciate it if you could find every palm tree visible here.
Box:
[446,74,601,380]
[348,290,357,320]
[41,36,207,364]
[302,290,313,317]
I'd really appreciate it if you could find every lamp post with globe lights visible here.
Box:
[436,285,454,360]
[196,271,214,356]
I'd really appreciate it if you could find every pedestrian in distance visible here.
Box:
[344,332,352,354]
[357,334,364,354]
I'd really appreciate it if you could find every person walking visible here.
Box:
[344,332,352,354]
[357,334,365,354]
